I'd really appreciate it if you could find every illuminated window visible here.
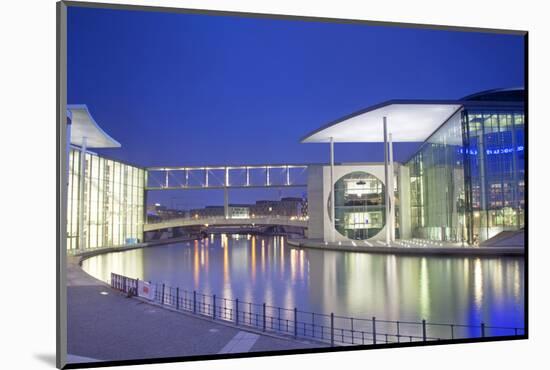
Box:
[329,171,386,240]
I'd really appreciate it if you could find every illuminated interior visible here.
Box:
[330,171,386,240]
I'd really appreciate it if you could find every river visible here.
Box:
[82,234,524,337]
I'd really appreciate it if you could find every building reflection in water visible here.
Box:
[82,235,524,329]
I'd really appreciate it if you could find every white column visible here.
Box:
[246,167,250,186]
[383,117,390,246]
[65,121,72,247]
[330,137,335,243]
[66,121,71,187]
[224,167,229,219]
[286,165,290,186]
[389,133,395,242]
[224,187,229,219]
[78,137,87,251]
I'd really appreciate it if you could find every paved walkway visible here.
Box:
[67,257,323,365]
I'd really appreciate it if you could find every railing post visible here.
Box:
[294,308,298,339]
[372,317,377,344]
[396,321,400,343]
[263,302,265,331]
[110,273,114,288]
[213,295,216,320]
[312,313,315,338]
[176,287,180,310]
[135,278,139,297]
[422,319,427,341]
[236,299,239,326]
[193,290,197,313]
[351,318,354,344]
[161,283,165,305]
[481,322,486,338]
[330,313,334,347]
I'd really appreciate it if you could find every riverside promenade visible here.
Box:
[67,255,322,365]
[288,238,524,256]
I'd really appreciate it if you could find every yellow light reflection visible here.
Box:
[193,240,199,289]
[223,233,230,290]
[419,257,430,319]
[251,236,256,282]
[205,240,209,274]
[290,249,297,283]
[261,240,266,273]
[280,236,285,276]
[513,260,521,303]
[299,250,305,281]
[474,258,483,310]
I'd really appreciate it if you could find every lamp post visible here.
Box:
[329,137,335,243]
[383,117,390,246]
[389,132,395,243]
[78,136,87,251]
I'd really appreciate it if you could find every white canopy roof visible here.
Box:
[301,100,462,143]
[67,104,121,148]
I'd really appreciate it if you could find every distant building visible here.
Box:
[250,197,304,218]
[148,203,186,220]
[186,198,305,219]
[189,204,250,219]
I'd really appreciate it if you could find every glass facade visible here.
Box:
[331,171,386,240]
[407,102,525,244]
[462,109,525,243]
[408,110,466,242]
[67,147,145,251]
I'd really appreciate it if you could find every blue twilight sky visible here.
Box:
[67,6,524,208]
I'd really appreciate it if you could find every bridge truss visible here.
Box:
[145,164,309,190]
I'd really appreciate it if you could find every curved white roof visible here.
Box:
[67,104,121,148]
[301,100,462,143]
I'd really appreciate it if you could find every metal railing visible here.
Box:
[145,215,308,224]
[110,273,524,346]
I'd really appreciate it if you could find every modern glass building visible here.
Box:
[66,105,145,252]
[302,88,525,245]
[407,89,524,244]
[66,148,145,251]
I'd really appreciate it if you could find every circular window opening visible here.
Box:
[328,171,386,240]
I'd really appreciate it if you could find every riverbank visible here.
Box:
[287,238,524,256]
[73,235,200,260]
[67,247,323,366]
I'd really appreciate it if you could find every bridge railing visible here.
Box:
[145,215,308,225]
[110,272,524,346]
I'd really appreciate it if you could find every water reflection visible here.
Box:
[82,235,524,328]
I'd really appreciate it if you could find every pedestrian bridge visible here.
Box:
[144,216,308,232]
